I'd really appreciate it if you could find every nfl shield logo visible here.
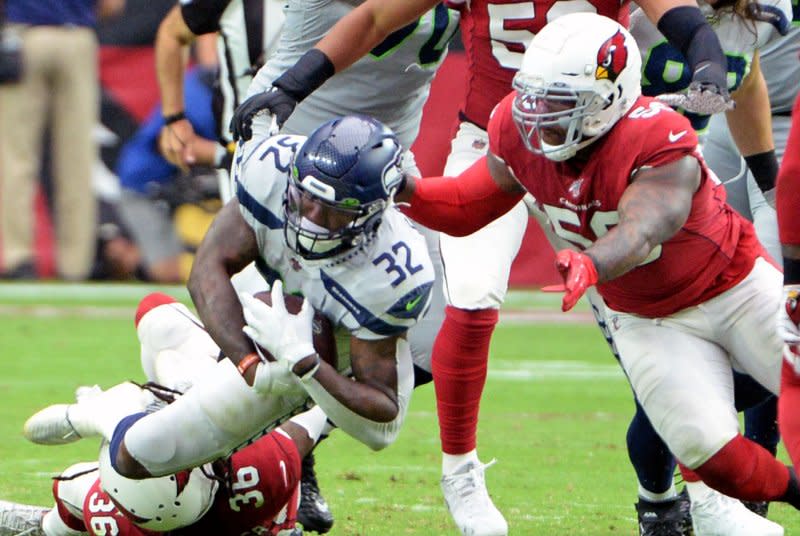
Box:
[568,178,584,198]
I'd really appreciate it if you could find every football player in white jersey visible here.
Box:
[151,4,338,531]
[26,117,435,500]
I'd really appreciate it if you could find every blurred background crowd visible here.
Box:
[0,0,559,286]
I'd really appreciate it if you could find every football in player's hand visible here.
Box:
[253,290,338,369]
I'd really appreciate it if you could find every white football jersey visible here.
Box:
[233,135,435,356]
[247,0,460,149]
[630,0,792,131]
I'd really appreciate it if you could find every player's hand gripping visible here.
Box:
[230,86,296,141]
[240,280,316,372]
[553,249,598,312]
[657,62,734,115]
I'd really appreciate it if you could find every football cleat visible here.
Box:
[0,499,47,536]
[23,382,151,445]
[690,482,783,536]
[743,500,770,518]
[441,459,508,536]
[297,453,334,534]
[22,404,80,445]
[635,491,691,536]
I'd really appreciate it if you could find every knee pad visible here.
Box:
[54,462,99,519]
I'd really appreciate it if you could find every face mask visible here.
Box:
[297,217,343,254]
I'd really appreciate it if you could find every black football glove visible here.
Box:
[230,49,335,141]
[230,86,297,142]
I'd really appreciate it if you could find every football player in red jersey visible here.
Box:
[227,0,734,533]
[777,93,800,471]
[395,12,799,534]
[1,418,312,536]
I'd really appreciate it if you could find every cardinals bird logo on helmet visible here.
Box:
[596,30,628,83]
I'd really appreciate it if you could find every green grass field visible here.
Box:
[1,283,798,535]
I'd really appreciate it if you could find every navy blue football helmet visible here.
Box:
[283,115,404,260]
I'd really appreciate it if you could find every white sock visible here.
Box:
[442,449,480,475]
[685,480,715,502]
[638,484,678,503]
[67,383,150,441]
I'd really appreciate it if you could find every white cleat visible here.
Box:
[441,460,508,536]
[690,483,783,536]
[23,382,151,445]
[0,499,47,536]
[23,404,81,445]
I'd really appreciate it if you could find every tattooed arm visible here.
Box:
[188,200,260,367]
[585,156,701,282]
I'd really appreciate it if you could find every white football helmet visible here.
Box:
[512,13,642,161]
[97,442,218,531]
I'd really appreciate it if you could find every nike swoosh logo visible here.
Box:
[668,130,688,143]
[406,295,423,311]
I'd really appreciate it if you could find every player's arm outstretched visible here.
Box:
[396,153,526,237]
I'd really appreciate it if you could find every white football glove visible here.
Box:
[778,285,800,345]
[252,360,298,396]
[240,280,316,369]
[657,82,735,115]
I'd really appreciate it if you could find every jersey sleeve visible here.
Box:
[627,101,700,174]
[752,0,792,48]
[180,0,231,35]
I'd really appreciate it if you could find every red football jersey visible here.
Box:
[777,94,800,246]
[79,432,301,536]
[488,93,764,317]
[447,0,630,130]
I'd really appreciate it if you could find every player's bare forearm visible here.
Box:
[155,6,196,116]
[727,54,773,156]
[189,202,259,364]
[587,157,699,281]
[315,0,438,71]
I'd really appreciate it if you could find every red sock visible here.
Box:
[779,360,800,468]
[134,292,177,328]
[678,463,701,483]
[692,434,790,501]
[432,306,499,454]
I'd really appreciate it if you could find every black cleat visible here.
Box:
[635,489,692,536]
[297,452,333,534]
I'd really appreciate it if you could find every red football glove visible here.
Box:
[553,250,598,312]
